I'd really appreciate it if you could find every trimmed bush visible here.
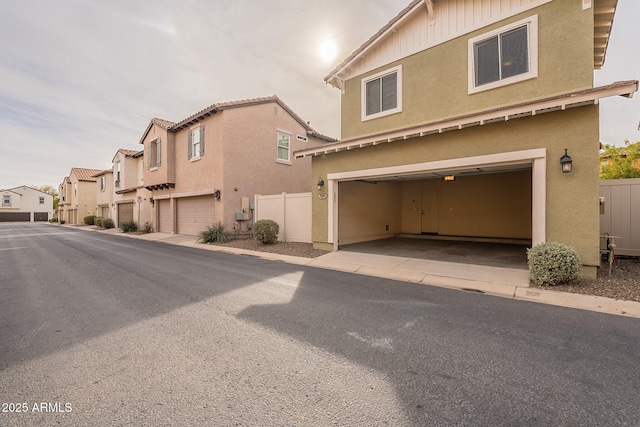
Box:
[199,222,230,243]
[527,242,581,286]
[95,217,103,227]
[142,222,153,234]
[121,220,138,233]
[102,218,115,229]
[253,219,279,244]
[83,215,96,225]
[60,220,66,224]
[49,217,59,223]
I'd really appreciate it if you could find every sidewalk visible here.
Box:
[80,225,640,319]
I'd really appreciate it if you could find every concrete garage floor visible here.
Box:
[339,236,530,270]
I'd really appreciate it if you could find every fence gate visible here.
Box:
[600,178,640,256]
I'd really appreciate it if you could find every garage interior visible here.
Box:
[336,166,533,269]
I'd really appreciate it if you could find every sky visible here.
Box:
[1,0,638,190]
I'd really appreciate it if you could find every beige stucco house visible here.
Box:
[296,0,637,278]
[58,168,103,224]
[0,186,54,222]
[111,149,152,228]
[93,169,113,219]
[139,95,334,236]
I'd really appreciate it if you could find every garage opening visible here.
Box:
[117,202,134,228]
[326,149,546,266]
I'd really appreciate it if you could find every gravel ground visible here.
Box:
[531,257,640,302]
[212,238,640,303]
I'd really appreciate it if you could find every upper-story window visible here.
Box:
[2,195,10,207]
[100,176,106,191]
[74,183,77,195]
[188,126,205,160]
[115,162,121,187]
[277,131,291,163]
[39,196,45,204]
[468,15,538,94]
[361,65,402,122]
[148,138,162,169]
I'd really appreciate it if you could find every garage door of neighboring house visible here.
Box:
[0,212,30,222]
[158,199,172,233]
[117,203,134,228]
[34,212,48,222]
[177,196,215,236]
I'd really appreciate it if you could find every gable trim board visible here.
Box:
[296,80,638,159]
[326,0,614,88]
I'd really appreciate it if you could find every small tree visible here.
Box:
[600,141,640,180]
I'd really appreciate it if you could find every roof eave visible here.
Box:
[295,80,638,158]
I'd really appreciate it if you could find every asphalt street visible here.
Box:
[1,223,639,426]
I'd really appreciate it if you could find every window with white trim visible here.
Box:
[468,15,538,94]
[188,126,205,160]
[39,196,45,204]
[2,195,10,207]
[361,65,402,121]
[277,131,290,162]
[100,176,106,191]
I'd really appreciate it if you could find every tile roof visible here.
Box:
[92,169,113,177]
[118,149,140,157]
[71,167,104,182]
[139,96,336,144]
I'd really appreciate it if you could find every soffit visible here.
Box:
[593,0,618,69]
[295,80,638,158]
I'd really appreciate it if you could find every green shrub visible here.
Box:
[527,242,581,286]
[253,219,279,244]
[60,220,66,224]
[121,220,138,233]
[95,217,103,227]
[102,218,115,229]
[142,222,153,234]
[199,222,230,243]
[49,217,59,223]
[84,215,96,225]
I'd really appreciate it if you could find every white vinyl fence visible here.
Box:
[254,192,312,243]
[600,178,640,256]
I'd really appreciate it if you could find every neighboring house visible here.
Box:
[93,169,113,219]
[295,0,637,279]
[58,168,103,224]
[139,95,334,236]
[0,186,53,222]
[112,148,152,228]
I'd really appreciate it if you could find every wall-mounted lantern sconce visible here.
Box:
[560,148,573,173]
[150,197,155,206]
[213,189,221,200]
[443,175,455,182]
[317,177,325,191]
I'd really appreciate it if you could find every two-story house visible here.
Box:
[112,149,152,228]
[0,186,53,222]
[58,168,103,224]
[295,0,637,278]
[139,95,334,236]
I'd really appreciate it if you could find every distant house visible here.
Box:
[112,148,152,228]
[295,0,638,279]
[0,186,54,222]
[139,95,334,236]
[58,168,103,224]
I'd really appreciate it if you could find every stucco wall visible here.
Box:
[340,0,594,140]
[312,106,600,273]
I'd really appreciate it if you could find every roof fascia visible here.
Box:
[295,80,638,158]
